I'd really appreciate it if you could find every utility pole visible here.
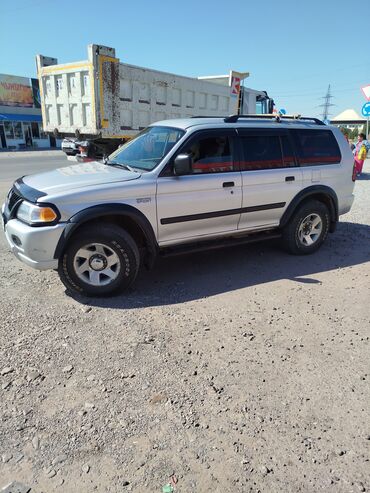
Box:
[319,84,335,122]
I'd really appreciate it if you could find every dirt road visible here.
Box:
[0,158,369,492]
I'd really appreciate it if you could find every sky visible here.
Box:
[1,0,369,120]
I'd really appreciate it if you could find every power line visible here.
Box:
[275,78,369,98]
[278,87,363,99]
[266,62,370,88]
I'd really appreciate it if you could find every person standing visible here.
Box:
[354,133,367,176]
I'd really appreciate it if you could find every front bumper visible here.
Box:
[2,208,66,270]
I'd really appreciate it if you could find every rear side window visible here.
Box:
[240,135,294,171]
[291,130,341,166]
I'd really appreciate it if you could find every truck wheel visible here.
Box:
[58,224,140,297]
[282,200,329,255]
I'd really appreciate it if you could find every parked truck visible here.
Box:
[36,44,273,159]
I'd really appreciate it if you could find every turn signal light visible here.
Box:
[39,207,58,222]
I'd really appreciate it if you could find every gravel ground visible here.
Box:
[0,158,369,493]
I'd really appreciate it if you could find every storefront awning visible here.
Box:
[0,113,42,122]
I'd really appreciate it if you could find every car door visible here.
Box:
[156,129,242,245]
[237,129,303,231]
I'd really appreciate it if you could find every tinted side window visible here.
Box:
[291,130,341,166]
[181,135,234,174]
[240,135,286,171]
[281,135,296,167]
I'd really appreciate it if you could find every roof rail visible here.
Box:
[190,115,226,119]
[223,114,326,125]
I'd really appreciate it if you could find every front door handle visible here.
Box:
[285,176,295,182]
[223,181,235,188]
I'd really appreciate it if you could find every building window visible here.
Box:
[23,123,32,145]
[14,122,23,139]
[4,122,14,139]
[31,122,40,139]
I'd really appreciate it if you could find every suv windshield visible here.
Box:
[108,126,185,171]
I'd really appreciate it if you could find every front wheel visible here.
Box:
[58,224,140,297]
[282,200,330,255]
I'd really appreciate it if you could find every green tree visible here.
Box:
[339,126,350,137]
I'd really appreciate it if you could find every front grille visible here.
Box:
[7,188,22,212]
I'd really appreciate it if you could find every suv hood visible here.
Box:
[23,161,140,196]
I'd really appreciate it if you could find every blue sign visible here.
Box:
[279,108,287,115]
[361,102,370,117]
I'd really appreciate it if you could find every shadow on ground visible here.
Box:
[71,221,370,309]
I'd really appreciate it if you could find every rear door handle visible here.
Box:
[285,176,295,182]
[223,181,235,188]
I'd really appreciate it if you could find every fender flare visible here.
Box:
[54,204,158,266]
[279,185,339,231]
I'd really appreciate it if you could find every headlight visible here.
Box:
[16,201,59,225]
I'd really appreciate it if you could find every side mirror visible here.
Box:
[174,154,191,176]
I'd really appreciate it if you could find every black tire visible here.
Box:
[282,200,330,255]
[58,224,140,297]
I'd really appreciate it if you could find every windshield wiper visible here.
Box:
[103,159,138,172]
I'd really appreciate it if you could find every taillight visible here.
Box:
[352,161,357,182]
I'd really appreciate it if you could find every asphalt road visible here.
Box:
[0,150,69,184]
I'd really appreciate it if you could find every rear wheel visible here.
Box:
[58,224,140,296]
[282,200,329,255]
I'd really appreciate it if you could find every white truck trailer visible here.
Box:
[36,44,273,158]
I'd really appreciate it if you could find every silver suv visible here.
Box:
[2,115,355,296]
